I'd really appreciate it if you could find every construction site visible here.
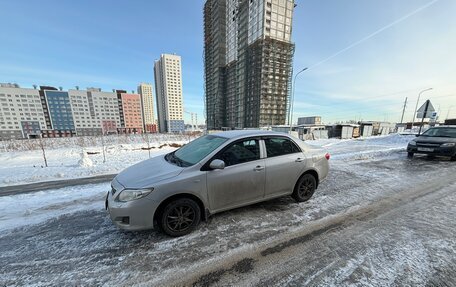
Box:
[204,0,295,130]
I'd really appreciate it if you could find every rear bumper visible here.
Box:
[106,190,159,231]
[407,145,456,157]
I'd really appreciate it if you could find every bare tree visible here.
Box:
[141,132,152,159]
[101,132,107,163]
[38,135,48,167]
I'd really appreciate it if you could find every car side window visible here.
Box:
[265,137,301,157]
[216,139,260,167]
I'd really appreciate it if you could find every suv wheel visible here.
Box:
[292,173,317,202]
[159,198,201,237]
[407,152,414,158]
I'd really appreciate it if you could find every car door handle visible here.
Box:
[295,158,304,162]
[254,166,264,171]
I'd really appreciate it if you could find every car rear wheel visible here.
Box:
[407,152,414,158]
[292,173,317,202]
[159,198,201,237]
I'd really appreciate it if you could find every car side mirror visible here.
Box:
[209,159,225,170]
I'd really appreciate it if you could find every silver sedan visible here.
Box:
[106,130,330,236]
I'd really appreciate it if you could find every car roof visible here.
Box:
[210,130,291,140]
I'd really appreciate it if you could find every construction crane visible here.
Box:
[184,110,198,131]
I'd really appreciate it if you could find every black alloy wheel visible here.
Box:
[292,173,317,202]
[160,198,201,237]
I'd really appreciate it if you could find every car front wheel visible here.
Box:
[292,173,317,202]
[407,152,414,158]
[159,198,201,237]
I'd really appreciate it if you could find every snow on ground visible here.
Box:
[308,134,415,160]
[0,133,414,187]
[0,135,195,187]
[0,183,109,233]
[0,133,455,286]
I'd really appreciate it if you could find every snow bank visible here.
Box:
[0,140,191,187]
[0,134,414,187]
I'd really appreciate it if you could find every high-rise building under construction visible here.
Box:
[204,0,295,130]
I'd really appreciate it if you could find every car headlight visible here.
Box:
[409,141,417,146]
[117,188,154,202]
[441,143,455,147]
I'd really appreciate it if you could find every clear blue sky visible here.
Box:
[1,0,455,124]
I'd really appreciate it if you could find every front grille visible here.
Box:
[417,143,441,148]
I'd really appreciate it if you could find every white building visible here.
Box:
[137,83,156,132]
[91,90,122,134]
[0,85,47,140]
[154,54,184,133]
[68,89,102,136]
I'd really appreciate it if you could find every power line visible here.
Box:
[307,0,440,70]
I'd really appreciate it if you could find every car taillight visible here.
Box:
[325,153,330,160]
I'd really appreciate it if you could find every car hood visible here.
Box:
[414,136,456,144]
[114,154,183,189]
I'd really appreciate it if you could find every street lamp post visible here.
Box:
[289,67,308,133]
[411,88,432,131]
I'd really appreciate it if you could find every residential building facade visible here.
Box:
[120,93,143,134]
[68,89,102,136]
[204,0,295,129]
[154,54,185,133]
[91,90,122,134]
[40,87,76,138]
[137,83,157,133]
[0,85,46,140]
[0,84,147,139]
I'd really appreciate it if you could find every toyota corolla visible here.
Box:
[106,130,330,236]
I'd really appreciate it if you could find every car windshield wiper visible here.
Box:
[168,152,191,167]
[166,152,182,167]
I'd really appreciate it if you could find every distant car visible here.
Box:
[106,130,330,236]
[407,126,456,160]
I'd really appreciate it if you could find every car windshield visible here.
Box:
[168,135,228,167]
[421,128,456,138]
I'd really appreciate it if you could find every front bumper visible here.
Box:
[407,145,456,157]
[106,189,159,231]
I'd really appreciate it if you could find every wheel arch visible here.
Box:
[299,169,320,188]
[154,193,208,225]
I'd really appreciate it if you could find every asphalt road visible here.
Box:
[0,174,116,197]
[1,152,455,286]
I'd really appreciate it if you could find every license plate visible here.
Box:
[418,147,434,152]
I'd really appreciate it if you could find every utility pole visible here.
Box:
[400,97,408,124]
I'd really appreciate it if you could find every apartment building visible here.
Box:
[120,93,143,134]
[91,90,122,134]
[154,54,185,133]
[0,84,46,140]
[204,0,295,129]
[137,83,157,133]
[68,88,101,136]
[1,84,155,139]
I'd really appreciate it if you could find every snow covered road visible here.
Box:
[1,135,455,286]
